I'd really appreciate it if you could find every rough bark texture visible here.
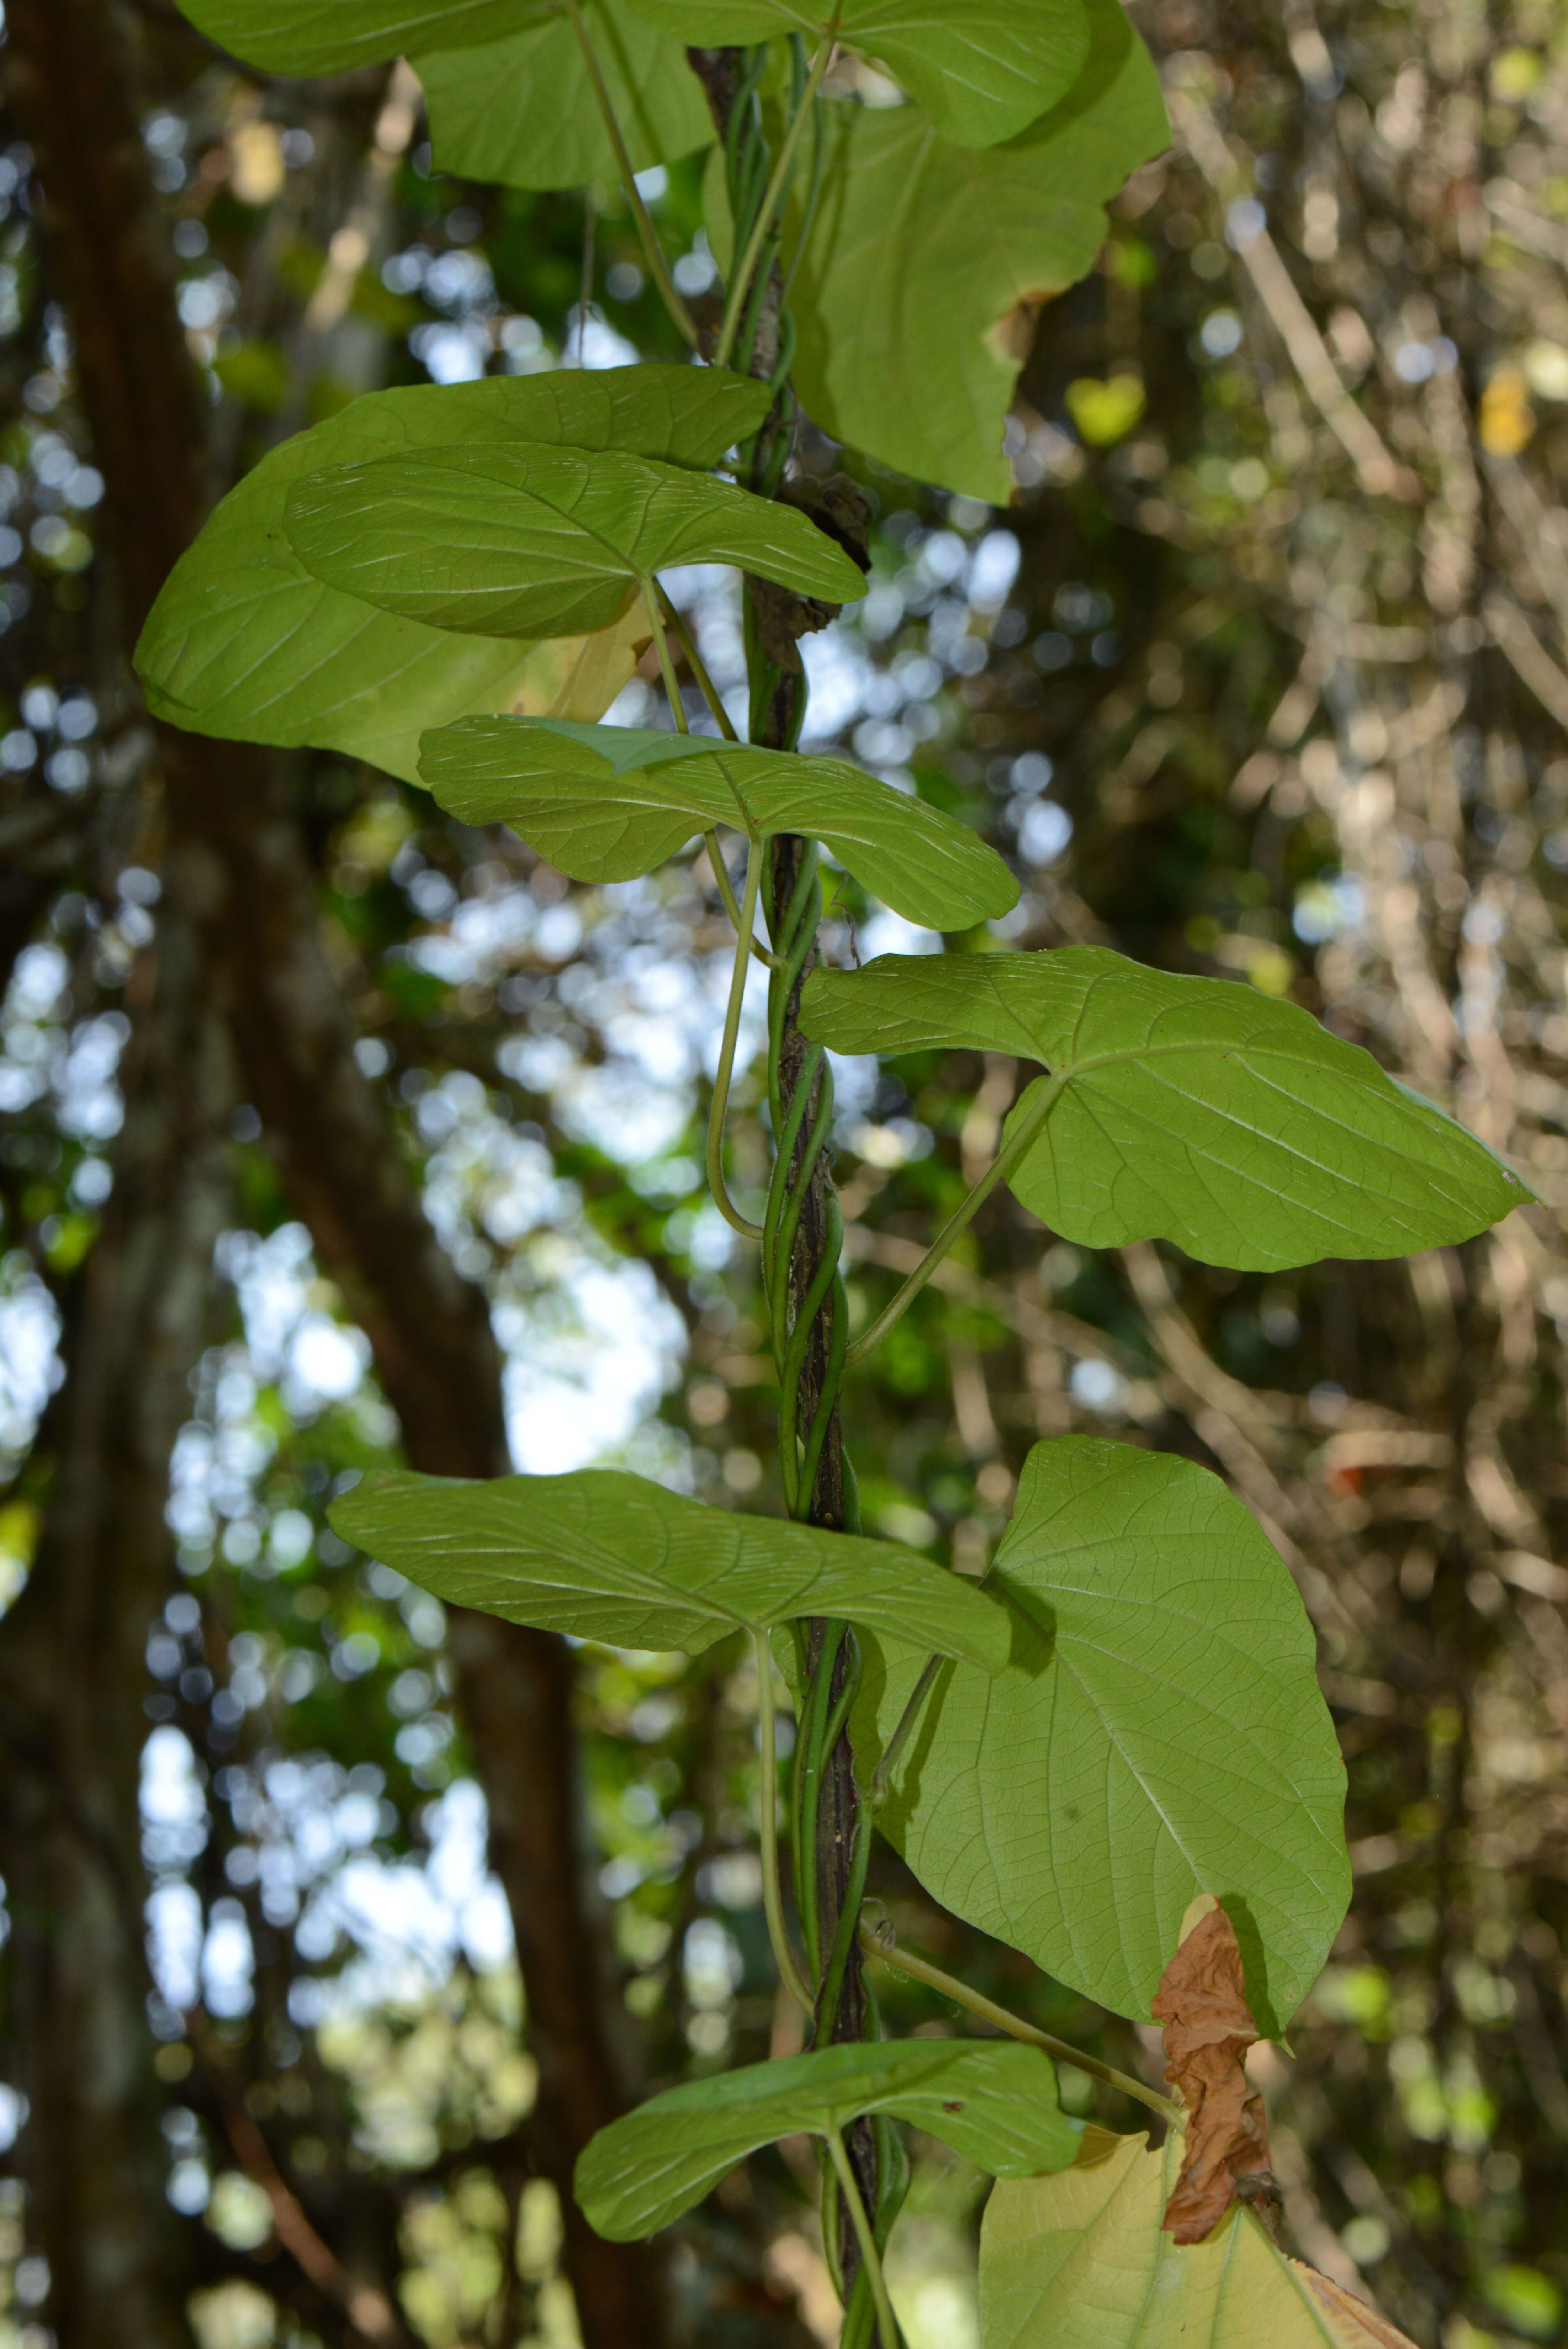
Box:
[0,893,233,2349]
[4,4,664,2341]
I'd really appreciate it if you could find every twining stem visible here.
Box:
[703,833,777,973]
[713,23,839,370]
[562,0,698,348]
[826,2132,900,2349]
[657,584,739,741]
[844,1075,1064,1368]
[753,1629,815,2016]
[858,1921,1180,2125]
[707,847,766,1240]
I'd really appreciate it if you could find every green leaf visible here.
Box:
[800,945,1533,1271]
[419,717,1019,928]
[284,442,866,640]
[851,1438,1350,2034]
[135,367,773,781]
[422,0,714,189]
[329,1468,1010,1670]
[711,0,1167,500]
[625,0,1093,147]
[979,2128,1415,2347]
[176,0,541,74]
[578,2039,1081,2240]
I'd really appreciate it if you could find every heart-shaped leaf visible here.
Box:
[702,0,1167,500]
[419,717,1019,929]
[579,2039,1080,2240]
[800,945,1533,1271]
[329,1469,1010,1670]
[135,367,773,780]
[626,0,1093,147]
[423,0,714,189]
[175,0,544,75]
[851,1437,1350,2034]
[980,2129,1420,2348]
[284,441,866,640]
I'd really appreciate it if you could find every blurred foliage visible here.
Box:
[2,0,1568,2345]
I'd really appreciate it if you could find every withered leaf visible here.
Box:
[1150,1896,1278,2244]
[1292,2262,1424,2347]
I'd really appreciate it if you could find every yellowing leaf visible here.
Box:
[1064,373,1146,446]
[1479,365,1534,456]
[979,2130,1421,2348]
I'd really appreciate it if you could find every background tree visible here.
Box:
[0,1,1565,2346]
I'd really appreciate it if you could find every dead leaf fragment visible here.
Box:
[1293,2262,1423,2347]
[1150,1899,1278,2244]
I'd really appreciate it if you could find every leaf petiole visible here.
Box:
[561,0,698,349]
[708,847,767,1240]
[857,1917,1180,2125]
[704,832,780,968]
[656,583,739,741]
[844,1073,1064,1368]
[752,1629,816,2016]
[714,20,840,371]
[826,2130,901,2349]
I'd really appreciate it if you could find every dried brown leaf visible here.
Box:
[1149,1896,1278,2244]
[1292,2262,1423,2347]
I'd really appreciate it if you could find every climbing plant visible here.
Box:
[141,3,1535,2340]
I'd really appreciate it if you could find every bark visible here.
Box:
[0,869,233,2349]
[6,2,665,2341]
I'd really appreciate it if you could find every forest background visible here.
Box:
[0,0,1565,2346]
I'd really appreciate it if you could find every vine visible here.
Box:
[144,4,1539,2344]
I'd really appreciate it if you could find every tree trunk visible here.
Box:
[5,2,665,2340]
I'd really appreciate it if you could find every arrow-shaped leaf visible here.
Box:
[329,1469,1010,1670]
[625,0,1093,148]
[284,441,866,641]
[704,0,1168,501]
[851,1437,1350,2034]
[175,0,547,75]
[578,2039,1080,2241]
[136,366,773,781]
[800,944,1532,1271]
[419,717,1019,929]
[980,2129,1420,2348]
[422,0,715,191]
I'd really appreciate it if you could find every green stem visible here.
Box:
[754,1630,815,2015]
[713,23,839,369]
[641,576,689,735]
[869,1656,944,1809]
[858,1921,1180,2124]
[826,2131,900,2349]
[657,584,739,741]
[844,1075,1064,1369]
[707,847,766,1241]
[704,832,778,971]
[562,0,698,349]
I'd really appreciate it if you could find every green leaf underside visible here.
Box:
[800,945,1533,1271]
[329,1469,1010,1670]
[624,0,1093,147]
[283,442,866,640]
[578,2040,1081,2240]
[851,1438,1350,2034]
[177,0,540,74]
[419,717,1019,928]
[421,0,715,191]
[776,0,1169,500]
[134,367,772,780]
[980,2130,1375,2348]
